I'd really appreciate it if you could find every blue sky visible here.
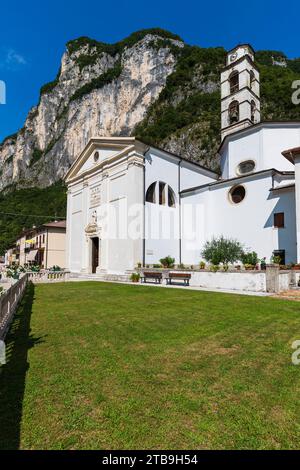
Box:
[0,0,299,142]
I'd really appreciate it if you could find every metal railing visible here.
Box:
[0,274,29,340]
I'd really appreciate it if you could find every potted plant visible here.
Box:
[241,251,258,268]
[199,261,206,270]
[159,256,175,269]
[244,264,254,271]
[271,255,282,266]
[130,273,140,283]
[210,264,219,272]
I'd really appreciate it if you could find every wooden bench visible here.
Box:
[166,272,191,286]
[140,272,163,284]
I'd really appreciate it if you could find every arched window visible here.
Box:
[229,70,239,94]
[249,70,255,90]
[146,182,156,204]
[145,182,176,208]
[159,182,166,205]
[251,100,256,122]
[168,186,176,208]
[229,100,239,125]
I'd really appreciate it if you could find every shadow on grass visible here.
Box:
[0,282,45,450]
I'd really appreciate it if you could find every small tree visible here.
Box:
[201,236,243,268]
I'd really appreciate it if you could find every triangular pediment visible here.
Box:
[65,137,147,183]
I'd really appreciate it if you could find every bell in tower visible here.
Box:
[220,44,261,140]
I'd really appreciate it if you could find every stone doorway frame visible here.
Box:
[85,222,101,274]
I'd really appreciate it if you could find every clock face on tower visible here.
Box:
[230,53,238,62]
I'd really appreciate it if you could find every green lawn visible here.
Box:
[1,282,300,450]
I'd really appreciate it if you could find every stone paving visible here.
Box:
[274,290,300,301]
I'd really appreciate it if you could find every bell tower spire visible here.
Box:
[221,44,261,140]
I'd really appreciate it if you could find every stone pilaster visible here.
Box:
[266,264,280,293]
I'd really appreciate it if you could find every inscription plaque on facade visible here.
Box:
[90,186,101,208]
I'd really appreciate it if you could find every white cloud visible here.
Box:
[6,49,26,66]
[0,48,27,70]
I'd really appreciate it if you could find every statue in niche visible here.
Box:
[91,210,97,225]
[85,210,99,237]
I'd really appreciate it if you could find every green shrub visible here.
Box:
[271,255,282,265]
[241,251,258,266]
[51,265,62,271]
[159,256,175,268]
[202,236,243,268]
[210,264,219,272]
[130,273,140,282]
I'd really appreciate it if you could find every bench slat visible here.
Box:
[169,273,191,279]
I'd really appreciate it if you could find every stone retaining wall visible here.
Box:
[137,267,300,293]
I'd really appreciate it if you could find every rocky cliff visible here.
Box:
[1,29,299,192]
[0,30,184,190]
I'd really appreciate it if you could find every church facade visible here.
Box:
[65,45,300,274]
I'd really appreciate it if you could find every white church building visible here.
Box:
[65,44,300,274]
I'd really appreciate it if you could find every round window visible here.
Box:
[94,151,99,163]
[229,185,246,204]
[237,160,255,175]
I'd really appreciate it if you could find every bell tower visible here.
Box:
[221,44,260,140]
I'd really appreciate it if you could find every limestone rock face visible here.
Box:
[0,34,182,190]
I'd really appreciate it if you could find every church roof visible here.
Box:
[180,168,294,196]
[65,137,220,183]
[282,146,300,164]
[227,44,255,55]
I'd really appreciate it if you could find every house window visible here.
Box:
[159,182,166,205]
[229,71,239,94]
[274,212,285,228]
[229,101,239,125]
[273,250,285,265]
[229,185,246,204]
[146,182,156,204]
